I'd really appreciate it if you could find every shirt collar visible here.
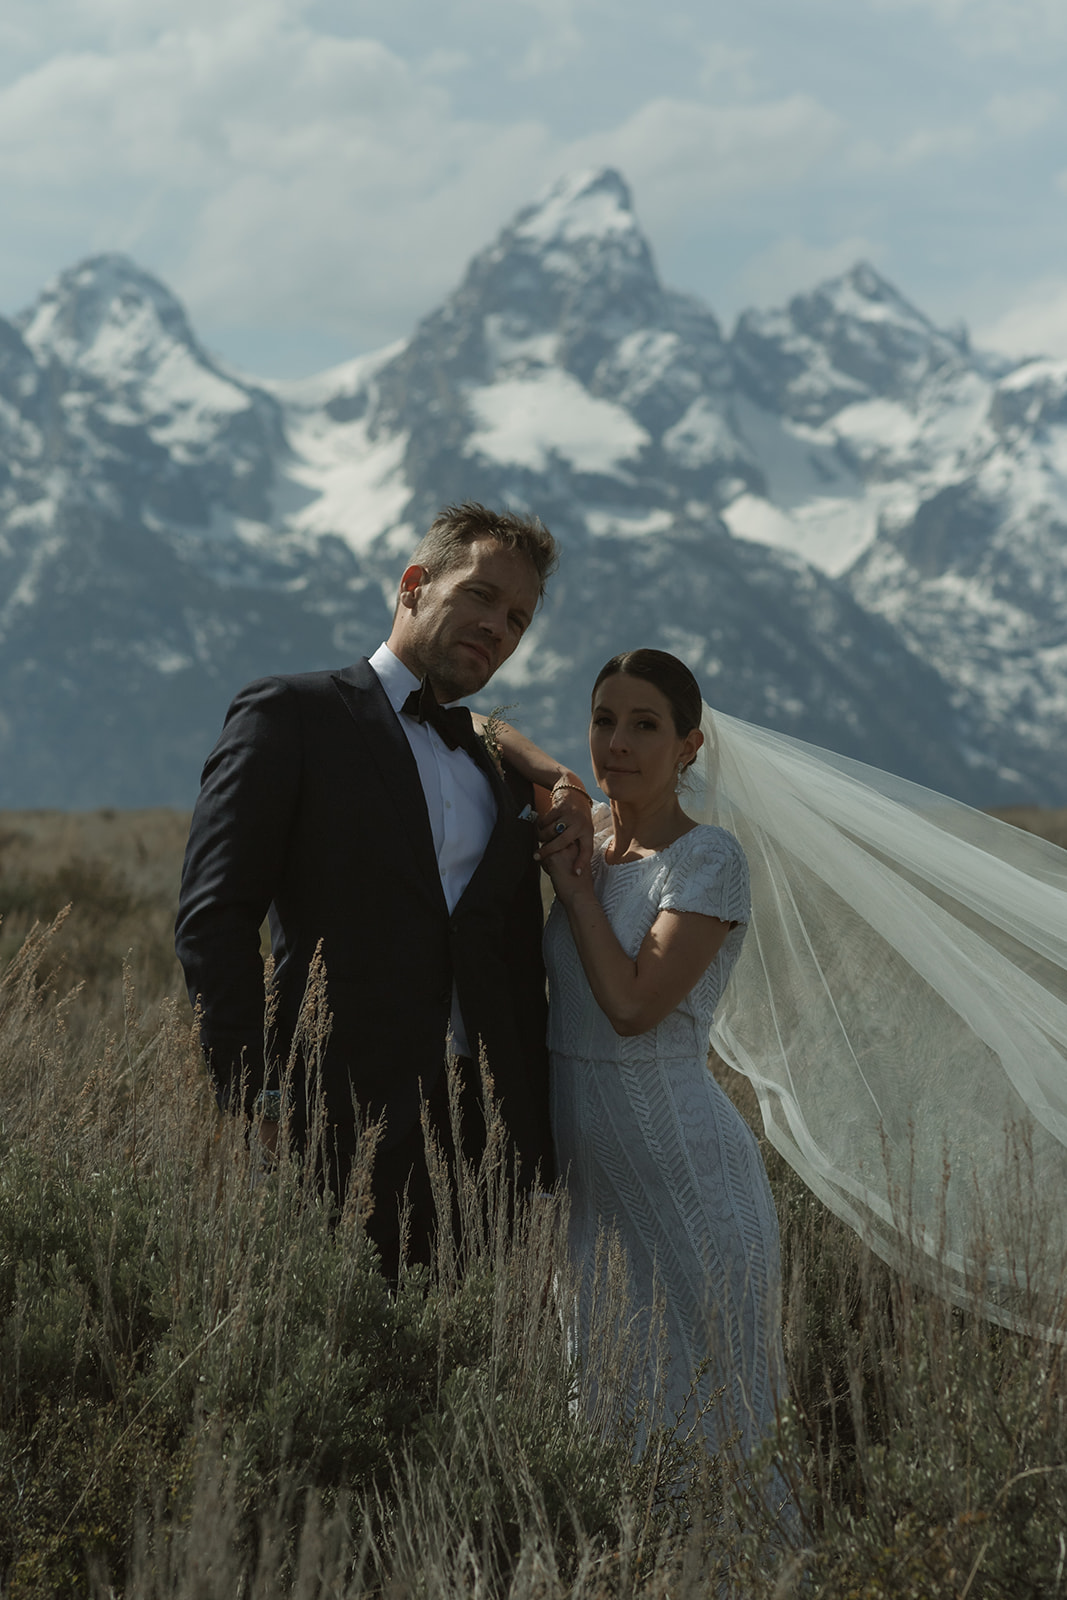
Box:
[368,642,421,715]
[368,642,468,712]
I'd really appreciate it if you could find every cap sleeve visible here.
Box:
[660,827,750,925]
[591,801,613,845]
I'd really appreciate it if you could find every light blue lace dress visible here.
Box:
[544,821,786,1462]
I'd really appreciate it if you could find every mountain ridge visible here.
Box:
[1,168,1064,807]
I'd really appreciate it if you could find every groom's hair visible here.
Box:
[410,502,558,598]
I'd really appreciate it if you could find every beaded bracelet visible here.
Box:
[552,780,593,804]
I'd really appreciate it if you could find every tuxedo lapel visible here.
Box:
[458,758,536,914]
[331,661,445,910]
[332,660,533,919]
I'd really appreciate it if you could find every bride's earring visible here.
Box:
[675,760,685,793]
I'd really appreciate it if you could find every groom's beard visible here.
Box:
[411,636,496,703]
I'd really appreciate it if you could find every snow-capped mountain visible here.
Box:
[1,169,1064,807]
[724,263,1067,793]
[0,258,385,804]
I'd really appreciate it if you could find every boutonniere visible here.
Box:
[480,704,514,778]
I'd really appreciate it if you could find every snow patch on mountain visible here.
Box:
[515,168,637,248]
[585,507,674,539]
[278,416,410,553]
[663,400,740,470]
[144,354,255,451]
[490,635,574,689]
[722,492,882,575]
[482,317,559,378]
[18,255,196,373]
[264,343,405,416]
[3,170,1067,806]
[0,521,64,626]
[464,371,650,474]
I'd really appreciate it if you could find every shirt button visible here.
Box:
[444,800,452,809]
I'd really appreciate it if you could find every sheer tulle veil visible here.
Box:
[688,705,1067,1332]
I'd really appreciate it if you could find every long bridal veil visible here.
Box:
[690,706,1067,1332]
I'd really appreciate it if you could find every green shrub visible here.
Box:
[2,833,1067,1598]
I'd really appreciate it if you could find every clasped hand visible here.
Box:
[534,789,594,904]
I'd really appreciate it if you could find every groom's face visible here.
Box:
[395,538,540,701]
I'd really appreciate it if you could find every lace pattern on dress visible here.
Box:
[544,818,787,1470]
[546,825,751,1063]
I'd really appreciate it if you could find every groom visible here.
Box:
[176,502,584,1278]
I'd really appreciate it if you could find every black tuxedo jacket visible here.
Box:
[175,660,553,1187]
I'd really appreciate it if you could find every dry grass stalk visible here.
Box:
[3,817,1067,1596]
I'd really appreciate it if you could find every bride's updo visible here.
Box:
[592,649,703,738]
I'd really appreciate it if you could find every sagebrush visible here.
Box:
[1,810,1066,1599]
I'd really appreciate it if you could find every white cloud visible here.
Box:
[841,83,1061,180]
[0,9,844,362]
[0,12,358,185]
[868,0,1067,53]
[564,94,842,230]
[178,119,554,338]
[986,88,1059,136]
[0,0,294,71]
[978,279,1067,360]
[419,49,472,78]
[695,40,760,97]
[1,0,1066,378]
[848,120,979,173]
[509,0,584,76]
[0,14,557,347]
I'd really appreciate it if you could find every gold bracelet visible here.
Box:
[552,780,593,803]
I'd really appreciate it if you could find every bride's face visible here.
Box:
[589,674,698,804]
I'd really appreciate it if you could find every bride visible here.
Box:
[492,641,1067,1454]
[497,649,787,1463]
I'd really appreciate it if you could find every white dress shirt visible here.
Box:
[368,642,497,1057]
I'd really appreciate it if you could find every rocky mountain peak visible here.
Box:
[11,251,283,517]
[989,356,1067,443]
[0,316,39,413]
[4,171,1065,809]
[368,167,729,489]
[789,260,965,382]
[810,260,932,327]
[731,258,973,426]
[512,167,642,249]
[475,167,670,375]
[376,168,672,401]
[17,253,204,385]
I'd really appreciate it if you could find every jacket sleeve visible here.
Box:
[175,676,302,1113]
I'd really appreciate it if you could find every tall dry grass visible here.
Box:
[2,810,1067,1598]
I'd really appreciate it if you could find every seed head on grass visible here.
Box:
[4,828,1067,1596]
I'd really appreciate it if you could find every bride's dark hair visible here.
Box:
[592,650,703,738]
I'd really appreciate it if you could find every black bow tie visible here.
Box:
[402,678,481,759]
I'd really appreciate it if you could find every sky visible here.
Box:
[2,0,1067,377]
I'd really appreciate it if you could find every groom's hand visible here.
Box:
[539,835,593,908]
[535,783,594,876]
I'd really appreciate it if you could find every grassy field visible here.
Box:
[1,807,1067,1598]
